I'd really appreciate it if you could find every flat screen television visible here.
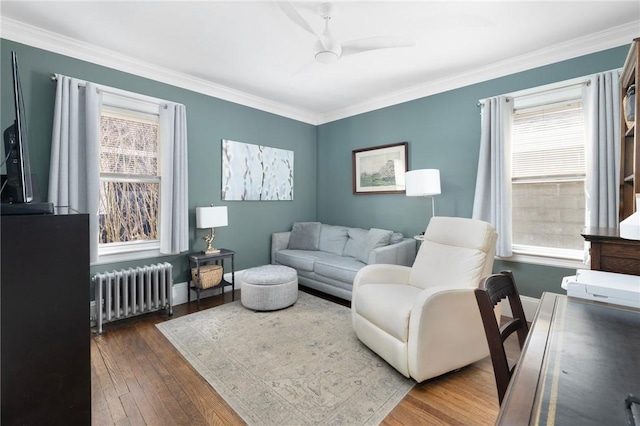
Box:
[1,51,53,215]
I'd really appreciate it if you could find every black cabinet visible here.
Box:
[1,214,91,425]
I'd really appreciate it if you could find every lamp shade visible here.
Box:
[405,169,441,196]
[196,206,228,229]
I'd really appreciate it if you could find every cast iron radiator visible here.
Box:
[93,262,173,333]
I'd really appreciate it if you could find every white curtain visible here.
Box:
[49,76,189,261]
[49,76,102,262]
[472,96,513,257]
[584,70,621,229]
[159,103,189,254]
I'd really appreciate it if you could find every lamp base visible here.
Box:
[202,228,220,254]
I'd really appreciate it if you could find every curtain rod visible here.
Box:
[476,68,621,108]
[50,73,169,109]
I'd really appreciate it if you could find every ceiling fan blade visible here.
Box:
[277,1,319,38]
[341,36,416,57]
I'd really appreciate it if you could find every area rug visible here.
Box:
[156,292,414,425]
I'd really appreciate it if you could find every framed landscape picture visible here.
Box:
[352,142,408,194]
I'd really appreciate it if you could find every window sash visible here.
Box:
[510,91,586,255]
[97,93,163,259]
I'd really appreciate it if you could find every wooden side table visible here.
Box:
[188,248,235,309]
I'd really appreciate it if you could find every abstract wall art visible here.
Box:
[222,139,294,201]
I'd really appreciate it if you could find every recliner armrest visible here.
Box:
[406,285,491,381]
[354,264,412,287]
[352,264,412,302]
[271,231,291,264]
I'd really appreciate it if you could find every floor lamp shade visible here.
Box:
[405,169,441,196]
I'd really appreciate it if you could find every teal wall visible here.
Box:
[0,39,317,287]
[1,36,631,300]
[316,45,629,299]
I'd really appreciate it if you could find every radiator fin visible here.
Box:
[93,262,173,333]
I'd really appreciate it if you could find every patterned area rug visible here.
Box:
[156,292,414,425]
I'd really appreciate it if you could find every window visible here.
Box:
[98,93,163,261]
[49,75,188,265]
[511,84,586,262]
[475,72,619,268]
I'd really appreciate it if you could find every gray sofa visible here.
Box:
[271,222,416,300]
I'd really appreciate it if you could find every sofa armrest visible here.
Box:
[367,238,416,266]
[271,231,291,264]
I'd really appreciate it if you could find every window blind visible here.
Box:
[512,103,585,181]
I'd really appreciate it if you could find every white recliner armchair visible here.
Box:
[351,216,498,382]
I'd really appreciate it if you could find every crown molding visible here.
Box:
[0,17,320,125]
[1,16,637,126]
[316,20,640,124]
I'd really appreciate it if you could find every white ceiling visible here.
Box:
[1,1,639,124]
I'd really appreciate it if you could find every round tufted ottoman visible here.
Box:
[240,265,298,311]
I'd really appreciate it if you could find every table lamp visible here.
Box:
[405,169,441,217]
[196,206,228,254]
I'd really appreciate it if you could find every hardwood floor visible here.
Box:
[91,288,519,425]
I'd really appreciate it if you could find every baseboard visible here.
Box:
[89,269,540,321]
[90,270,246,321]
[500,295,540,321]
[90,272,540,325]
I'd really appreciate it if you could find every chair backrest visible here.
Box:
[408,216,497,289]
[474,270,529,405]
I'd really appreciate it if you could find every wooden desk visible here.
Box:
[498,293,640,425]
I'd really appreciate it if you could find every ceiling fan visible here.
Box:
[279,2,416,64]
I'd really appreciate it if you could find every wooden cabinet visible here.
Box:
[582,227,640,276]
[1,214,91,425]
[619,38,639,221]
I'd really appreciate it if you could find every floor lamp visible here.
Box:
[405,169,441,219]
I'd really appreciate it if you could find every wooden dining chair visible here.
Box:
[475,270,529,405]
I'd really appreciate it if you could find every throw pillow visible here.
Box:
[318,224,349,255]
[358,228,393,263]
[389,232,404,245]
[343,228,369,259]
[344,228,394,263]
[288,222,321,250]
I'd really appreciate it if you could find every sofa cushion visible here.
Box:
[288,222,321,250]
[318,224,349,255]
[275,249,337,272]
[314,256,365,283]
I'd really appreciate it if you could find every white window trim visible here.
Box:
[93,242,161,266]
[97,91,163,263]
[508,78,588,266]
[500,244,588,269]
